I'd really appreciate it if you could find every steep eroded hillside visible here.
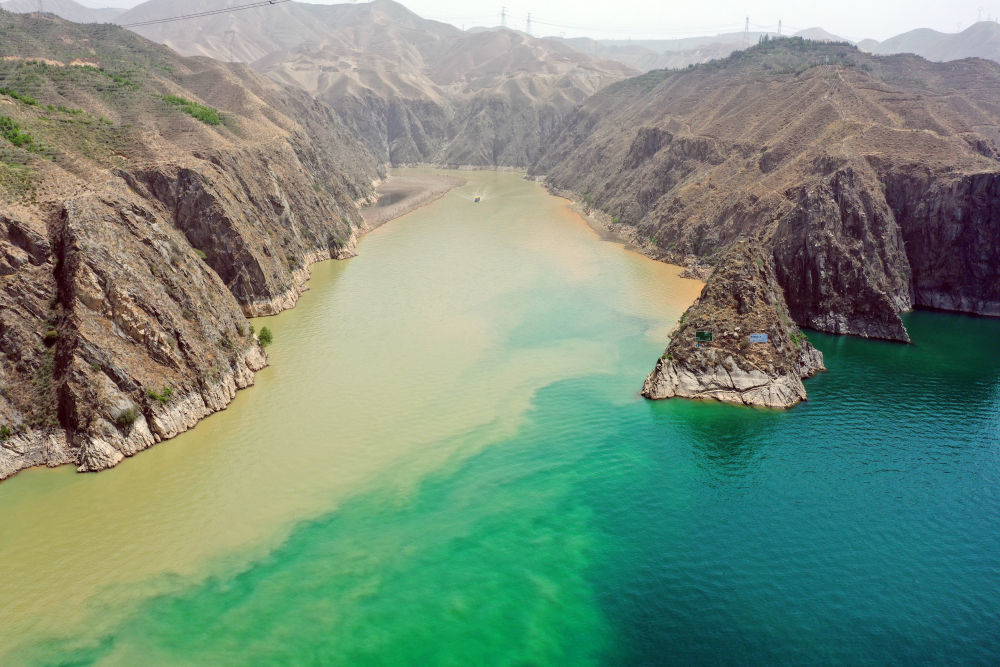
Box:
[0,11,383,477]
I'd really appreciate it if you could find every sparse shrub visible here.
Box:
[115,407,139,429]
[0,87,38,106]
[790,329,808,349]
[1,115,40,152]
[43,329,59,346]
[194,248,207,260]
[90,362,102,372]
[258,326,273,348]
[146,387,174,405]
[0,425,12,441]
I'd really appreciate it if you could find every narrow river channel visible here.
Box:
[1,170,998,664]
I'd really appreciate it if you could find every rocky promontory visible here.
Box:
[642,243,825,408]
[534,38,1000,405]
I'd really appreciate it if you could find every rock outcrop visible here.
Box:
[642,243,825,408]
[0,12,382,479]
[772,165,914,341]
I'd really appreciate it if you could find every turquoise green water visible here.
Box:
[2,171,999,664]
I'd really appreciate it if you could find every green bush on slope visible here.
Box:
[161,94,221,126]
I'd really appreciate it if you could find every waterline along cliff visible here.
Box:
[0,12,383,479]
[532,37,1000,405]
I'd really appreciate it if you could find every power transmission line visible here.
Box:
[504,13,744,38]
[121,0,292,29]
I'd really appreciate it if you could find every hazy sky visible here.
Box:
[74,0,1000,42]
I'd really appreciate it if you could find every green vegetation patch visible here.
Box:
[30,348,58,429]
[0,86,38,105]
[258,326,273,348]
[162,94,221,126]
[0,115,41,152]
[0,424,12,442]
[790,328,808,350]
[146,387,174,405]
[115,407,139,429]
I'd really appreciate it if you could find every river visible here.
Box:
[1,170,998,664]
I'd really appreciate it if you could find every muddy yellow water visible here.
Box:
[0,170,702,661]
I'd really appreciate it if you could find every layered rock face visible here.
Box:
[0,13,382,478]
[772,165,914,341]
[642,243,825,408]
[882,171,1000,317]
[1,192,270,479]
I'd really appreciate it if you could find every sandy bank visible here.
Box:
[361,173,466,230]
[536,179,713,282]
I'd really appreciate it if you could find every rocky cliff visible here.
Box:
[642,243,825,408]
[534,38,1000,405]
[0,12,382,479]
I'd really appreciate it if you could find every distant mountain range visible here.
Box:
[114,0,635,166]
[6,0,1000,70]
[554,28,851,71]
[859,21,1000,62]
[0,0,123,23]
